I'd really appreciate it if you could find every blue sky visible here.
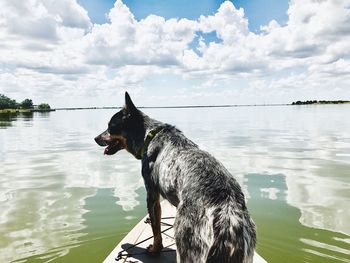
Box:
[78,0,289,32]
[0,0,349,107]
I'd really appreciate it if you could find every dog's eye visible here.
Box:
[122,113,131,121]
[109,123,121,134]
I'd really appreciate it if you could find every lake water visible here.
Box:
[1,105,350,263]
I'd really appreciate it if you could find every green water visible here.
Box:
[1,105,349,262]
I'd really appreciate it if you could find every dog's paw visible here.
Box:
[146,244,163,255]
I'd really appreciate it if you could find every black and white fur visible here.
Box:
[95,92,256,263]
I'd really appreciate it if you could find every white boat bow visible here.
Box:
[104,201,267,263]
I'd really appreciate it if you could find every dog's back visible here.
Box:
[148,126,256,263]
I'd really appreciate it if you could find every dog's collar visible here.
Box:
[136,126,164,159]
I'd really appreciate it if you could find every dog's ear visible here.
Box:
[124,91,137,114]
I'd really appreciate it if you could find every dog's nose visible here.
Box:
[95,135,107,146]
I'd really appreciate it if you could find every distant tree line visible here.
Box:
[38,103,51,110]
[0,94,18,109]
[0,94,50,110]
[292,100,350,105]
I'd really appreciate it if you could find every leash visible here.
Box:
[115,216,176,261]
[135,126,164,159]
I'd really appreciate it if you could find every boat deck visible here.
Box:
[104,201,267,263]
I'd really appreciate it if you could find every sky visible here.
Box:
[0,0,349,107]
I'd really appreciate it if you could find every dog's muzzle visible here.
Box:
[95,130,124,155]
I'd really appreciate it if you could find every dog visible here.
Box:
[95,92,256,263]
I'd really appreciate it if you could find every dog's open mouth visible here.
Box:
[104,140,121,155]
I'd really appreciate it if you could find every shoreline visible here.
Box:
[0,109,56,114]
[55,102,350,111]
[55,104,290,111]
[1,102,349,113]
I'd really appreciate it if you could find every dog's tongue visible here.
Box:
[104,146,110,155]
[104,142,119,155]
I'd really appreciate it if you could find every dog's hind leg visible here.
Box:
[174,203,213,263]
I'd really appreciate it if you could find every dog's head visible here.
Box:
[94,92,144,156]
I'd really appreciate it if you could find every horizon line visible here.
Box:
[54,101,350,111]
[55,103,291,110]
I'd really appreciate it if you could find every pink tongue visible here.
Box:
[104,146,109,155]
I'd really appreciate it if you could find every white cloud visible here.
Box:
[0,0,91,81]
[0,0,91,41]
[186,0,350,75]
[0,0,349,106]
[42,0,91,30]
[198,1,249,43]
[85,1,197,67]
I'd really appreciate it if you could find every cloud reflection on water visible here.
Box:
[0,110,144,262]
[179,106,350,237]
[1,106,350,262]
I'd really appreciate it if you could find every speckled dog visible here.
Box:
[95,92,256,263]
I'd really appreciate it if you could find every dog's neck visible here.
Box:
[127,113,164,159]
[136,125,164,159]
[143,114,163,134]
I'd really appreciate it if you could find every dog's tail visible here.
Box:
[207,205,256,263]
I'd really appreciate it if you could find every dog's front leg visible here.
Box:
[142,157,163,254]
[146,191,163,254]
